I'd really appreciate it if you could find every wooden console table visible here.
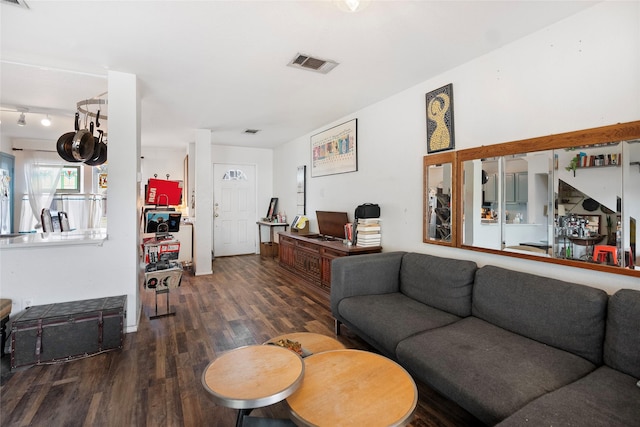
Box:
[278,232,381,292]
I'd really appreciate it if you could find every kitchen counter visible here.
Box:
[0,229,108,249]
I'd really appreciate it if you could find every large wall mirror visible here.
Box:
[424,152,456,246]
[453,121,640,276]
[440,121,640,277]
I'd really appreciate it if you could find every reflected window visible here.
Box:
[222,169,247,181]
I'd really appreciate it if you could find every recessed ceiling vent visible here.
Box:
[1,0,29,9]
[244,129,260,134]
[288,53,339,74]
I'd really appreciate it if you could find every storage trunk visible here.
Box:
[10,295,126,369]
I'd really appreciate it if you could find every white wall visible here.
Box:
[274,2,640,293]
[140,147,187,195]
[0,71,142,331]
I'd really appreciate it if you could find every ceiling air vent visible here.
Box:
[244,129,260,134]
[288,53,339,74]
[1,0,29,9]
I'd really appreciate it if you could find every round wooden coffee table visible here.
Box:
[266,332,345,355]
[202,345,304,426]
[286,349,417,426]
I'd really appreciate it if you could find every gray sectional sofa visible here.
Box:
[330,251,640,426]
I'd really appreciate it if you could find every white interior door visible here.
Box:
[213,163,256,257]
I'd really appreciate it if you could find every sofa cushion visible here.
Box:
[396,317,597,426]
[496,366,640,427]
[399,252,476,317]
[331,252,406,320]
[338,293,461,357]
[604,288,640,378]
[472,265,608,365]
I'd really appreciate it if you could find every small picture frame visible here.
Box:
[426,83,455,153]
[99,173,108,189]
[266,197,278,219]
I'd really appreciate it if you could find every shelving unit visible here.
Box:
[569,151,622,175]
[142,235,182,319]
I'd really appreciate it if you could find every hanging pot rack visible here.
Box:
[76,92,107,140]
[76,92,108,121]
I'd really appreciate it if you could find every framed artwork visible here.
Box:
[297,165,306,215]
[266,197,278,219]
[426,83,455,153]
[311,119,357,177]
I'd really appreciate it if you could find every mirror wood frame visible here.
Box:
[448,120,640,278]
[423,152,457,246]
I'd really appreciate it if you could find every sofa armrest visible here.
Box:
[330,251,405,319]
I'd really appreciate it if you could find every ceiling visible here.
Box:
[0,0,598,150]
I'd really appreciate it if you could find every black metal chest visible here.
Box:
[10,295,126,369]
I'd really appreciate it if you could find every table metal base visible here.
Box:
[237,409,295,427]
[150,288,176,319]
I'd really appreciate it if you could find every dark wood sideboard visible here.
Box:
[278,232,382,292]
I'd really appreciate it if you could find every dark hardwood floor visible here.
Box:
[0,255,482,427]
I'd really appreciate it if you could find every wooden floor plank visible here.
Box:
[1,255,482,426]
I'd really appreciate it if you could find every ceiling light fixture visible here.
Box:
[0,0,30,10]
[345,0,360,12]
[41,114,51,127]
[335,0,368,13]
[17,112,26,126]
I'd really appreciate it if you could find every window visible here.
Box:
[222,169,247,181]
[38,165,81,193]
[58,166,81,192]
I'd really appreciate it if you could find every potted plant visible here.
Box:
[565,156,579,177]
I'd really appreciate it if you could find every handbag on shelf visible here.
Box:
[355,203,380,220]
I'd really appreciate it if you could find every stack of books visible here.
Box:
[356,219,381,247]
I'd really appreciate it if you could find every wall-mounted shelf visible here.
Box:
[576,163,621,170]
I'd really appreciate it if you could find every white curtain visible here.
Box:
[21,151,62,231]
[55,194,104,229]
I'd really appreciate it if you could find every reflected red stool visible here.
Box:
[593,245,618,265]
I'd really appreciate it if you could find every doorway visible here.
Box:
[213,163,257,257]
